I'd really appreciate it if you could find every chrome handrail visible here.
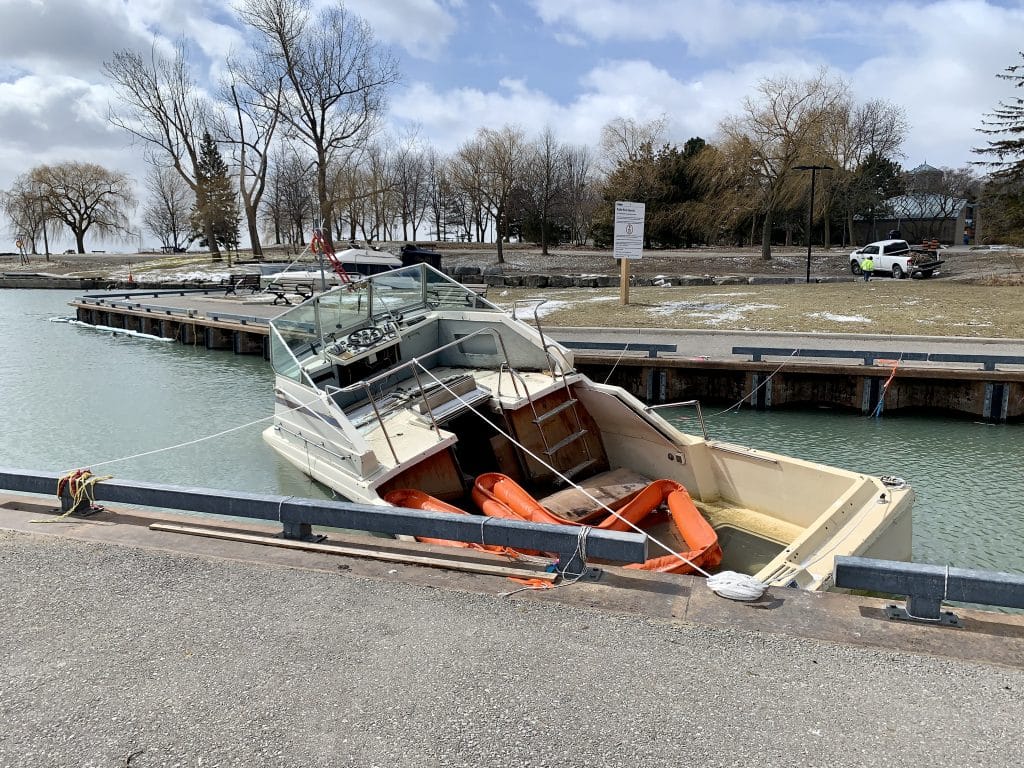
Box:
[646,399,708,440]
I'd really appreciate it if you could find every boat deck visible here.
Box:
[353,366,565,471]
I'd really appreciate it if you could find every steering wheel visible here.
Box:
[346,326,385,347]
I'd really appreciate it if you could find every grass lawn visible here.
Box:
[492,281,1024,338]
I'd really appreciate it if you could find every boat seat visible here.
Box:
[538,467,650,523]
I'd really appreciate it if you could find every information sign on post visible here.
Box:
[613,201,645,304]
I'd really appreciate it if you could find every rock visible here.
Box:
[747,276,796,284]
[713,276,745,285]
[455,265,481,277]
[482,265,504,276]
[521,274,549,288]
[675,276,713,286]
[573,276,600,288]
[547,275,573,288]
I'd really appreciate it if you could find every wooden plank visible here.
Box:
[148,522,557,581]
[540,467,649,522]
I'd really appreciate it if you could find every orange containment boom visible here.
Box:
[382,488,519,557]
[472,473,722,575]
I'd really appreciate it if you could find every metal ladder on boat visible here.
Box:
[500,364,594,482]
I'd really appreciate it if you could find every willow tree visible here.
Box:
[31,162,136,253]
[236,0,399,246]
[2,172,58,258]
[718,69,846,260]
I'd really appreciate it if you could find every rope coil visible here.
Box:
[37,469,113,523]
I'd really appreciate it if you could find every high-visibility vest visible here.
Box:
[861,257,874,271]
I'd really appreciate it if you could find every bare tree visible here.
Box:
[142,166,192,250]
[392,130,430,241]
[264,146,315,247]
[31,162,136,253]
[219,60,282,257]
[718,69,846,259]
[423,149,451,241]
[824,97,908,244]
[598,115,667,174]
[563,144,599,246]
[104,43,222,257]
[519,127,569,255]
[236,0,399,245]
[450,126,528,263]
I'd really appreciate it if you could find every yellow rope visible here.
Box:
[33,469,113,523]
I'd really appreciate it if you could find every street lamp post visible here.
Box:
[794,164,832,283]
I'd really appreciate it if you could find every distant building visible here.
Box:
[855,163,974,245]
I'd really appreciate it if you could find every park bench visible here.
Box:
[428,282,489,307]
[222,273,262,295]
[269,279,315,306]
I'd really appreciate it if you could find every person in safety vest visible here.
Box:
[860,254,874,282]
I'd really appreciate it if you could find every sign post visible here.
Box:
[613,201,645,305]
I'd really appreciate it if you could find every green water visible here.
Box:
[2,290,1022,577]
[0,290,329,500]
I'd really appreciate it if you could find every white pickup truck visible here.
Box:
[850,239,945,279]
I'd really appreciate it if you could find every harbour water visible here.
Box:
[2,289,1022,577]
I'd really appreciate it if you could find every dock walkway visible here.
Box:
[1,498,1022,767]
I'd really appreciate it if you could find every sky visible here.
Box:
[2,0,1024,250]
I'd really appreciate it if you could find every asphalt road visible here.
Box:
[1,530,1021,768]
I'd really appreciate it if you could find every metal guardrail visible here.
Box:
[205,311,270,326]
[0,468,647,573]
[560,340,677,359]
[733,346,1024,371]
[834,555,1024,626]
[78,288,218,300]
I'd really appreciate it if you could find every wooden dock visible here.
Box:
[68,288,1024,422]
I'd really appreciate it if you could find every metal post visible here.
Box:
[794,164,833,283]
[805,168,816,284]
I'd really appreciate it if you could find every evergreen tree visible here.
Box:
[191,132,240,259]
[974,53,1024,241]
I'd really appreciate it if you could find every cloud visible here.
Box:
[529,0,824,54]
[342,0,460,60]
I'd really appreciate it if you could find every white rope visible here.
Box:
[413,362,768,600]
[602,337,635,384]
[65,390,333,474]
[707,349,799,418]
[705,571,769,601]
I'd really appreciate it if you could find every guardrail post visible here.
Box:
[281,520,322,542]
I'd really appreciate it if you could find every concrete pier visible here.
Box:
[0,497,1022,767]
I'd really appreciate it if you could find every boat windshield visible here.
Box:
[270,263,501,364]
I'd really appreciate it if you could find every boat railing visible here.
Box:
[512,298,572,381]
[324,328,517,464]
[646,399,709,440]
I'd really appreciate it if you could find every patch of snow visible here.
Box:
[648,300,779,324]
[805,312,870,323]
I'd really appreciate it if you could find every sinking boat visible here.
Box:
[263,263,914,590]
